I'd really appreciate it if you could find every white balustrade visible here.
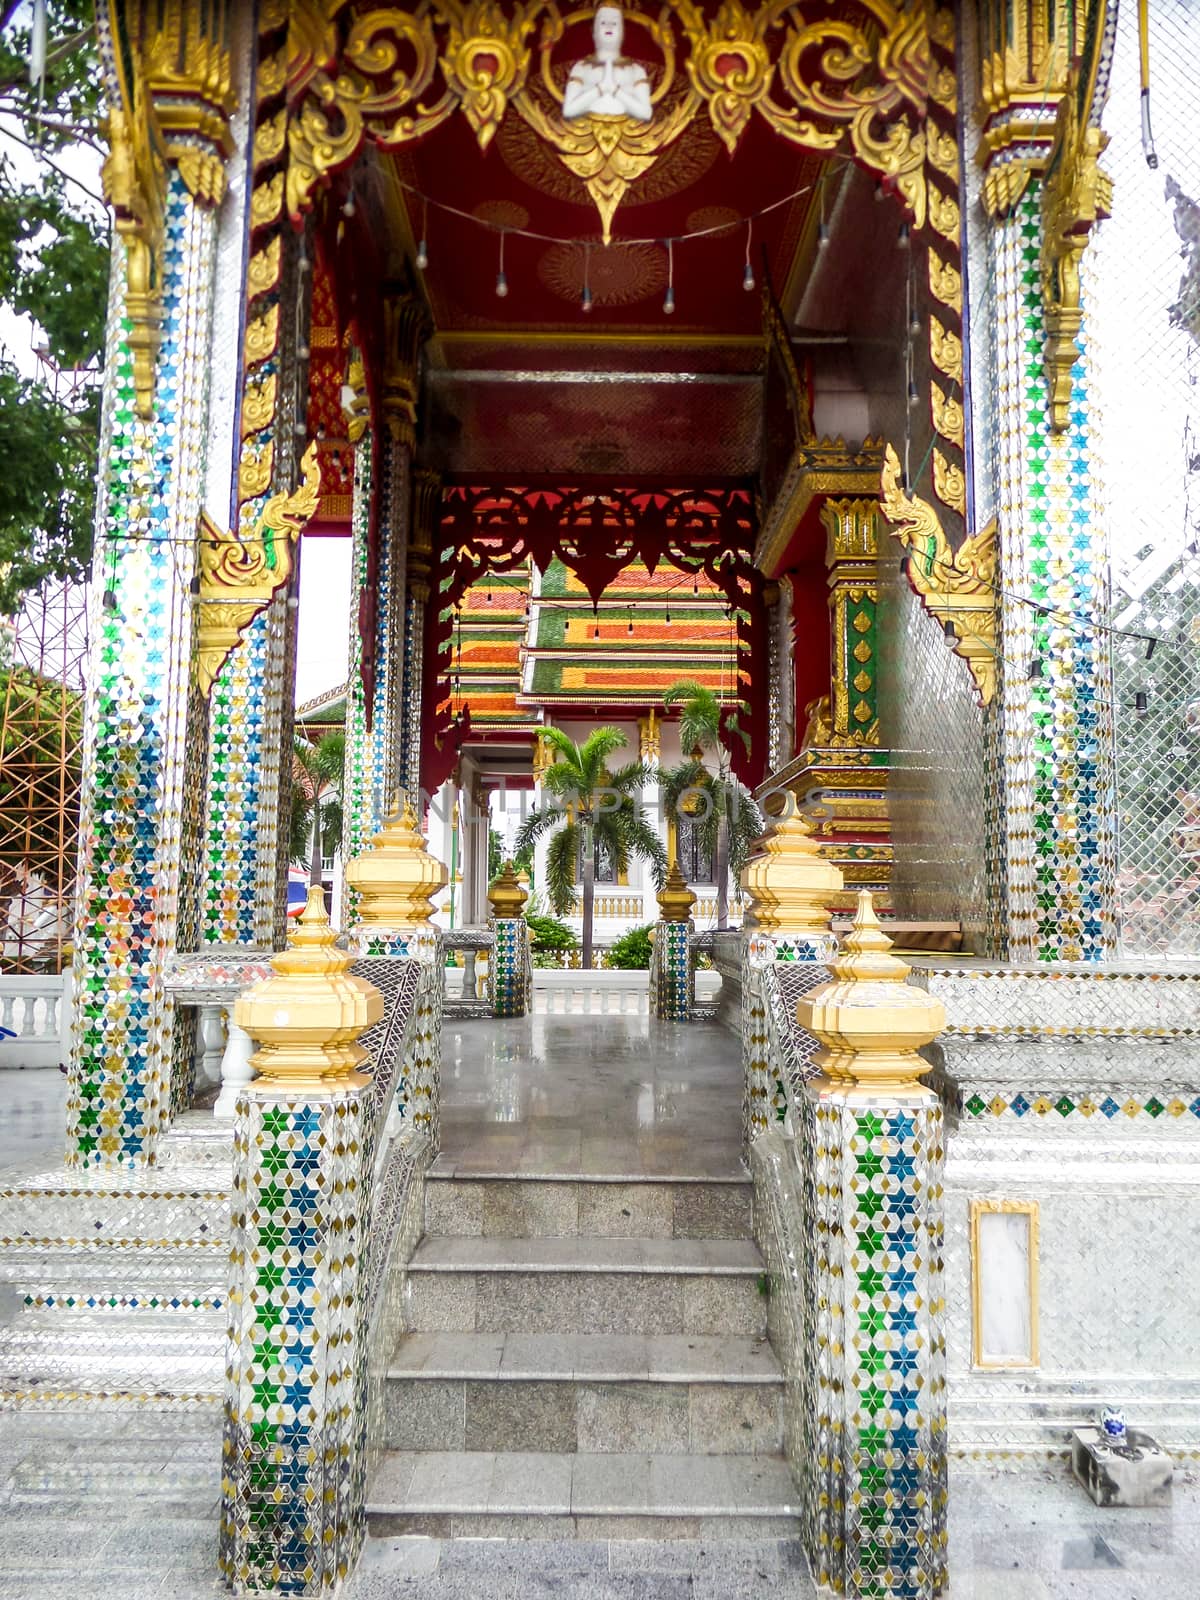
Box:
[0,974,72,1069]
[531,968,649,1016]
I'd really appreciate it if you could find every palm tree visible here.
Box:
[661,679,761,929]
[515,725,666,969]
[290,730,345,888]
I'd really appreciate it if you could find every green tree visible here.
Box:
[662,679,763,929]
[514,726,666,970]
[0,5,108,614]
[290,732,345,889]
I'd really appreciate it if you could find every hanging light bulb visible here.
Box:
[909,306,922,335]
[416,237,429,270]
[665,603,673,626]
[742,219,755,292]
[495,231,508,298]
[663,239,675,315]
[1029,656,1045,682]
[594,621,601,640]
[897,221,910,249]
[342,189,356,218]
[693,574,699,596]
[817,219,830,248]
[627,607,634,636]
[415,197,429,271]
[907,377,920,408]
[943,618,957,642]
[581,243,593,313]
[1135,690,1149,713]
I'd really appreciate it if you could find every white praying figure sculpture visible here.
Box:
[563,4,653,122]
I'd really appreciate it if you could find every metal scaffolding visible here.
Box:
[0,580,89,973]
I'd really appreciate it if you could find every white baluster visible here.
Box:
[19,997,36,1037]
[463,949,477,1000]
[0,994,14,1035]
[45,994,59,1039]
[196,1004,227,1089]
[213,1019,256,1118]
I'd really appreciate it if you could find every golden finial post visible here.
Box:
[233,885,384,1093]
[797,890,945,1098]
[344,797,449,930]
[657,859,697,923]
[740,802,843,940]
[487,860,529,919]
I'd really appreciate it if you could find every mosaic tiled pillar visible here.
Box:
[344,925,443,1149]
[798,1085,947,1598]
[341,432,375,926]
[201,225,306,952]
[490,918,530,1018]
[67,175,218,1168]
[220,1086,373,1594]
[980,187,1117,960]
[399,470,438,793]
[652,920,693,1021]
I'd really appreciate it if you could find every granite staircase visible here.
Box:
[368,1166,801,1537]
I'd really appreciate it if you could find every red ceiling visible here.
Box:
[387,88,823,346]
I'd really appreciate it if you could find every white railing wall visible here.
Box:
[530,968,721,1017]
[0,974,72,1069]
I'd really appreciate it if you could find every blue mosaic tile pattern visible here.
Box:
[986,185,1117,961]
[68,175,217,1166]
[490,918,530,1017]
[652,919,692,1021]
[220,1091,371,1593]
[800,1088,948,1598]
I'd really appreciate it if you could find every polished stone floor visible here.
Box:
[438,1016,745,1180]
[3,1409,1200,1597]
[0,1068,66,1172]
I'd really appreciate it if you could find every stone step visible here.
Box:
[425,1171,752,1240]
[367,1450,801,1539]
[406,1237,767,1338]
[384,1332,783,1454]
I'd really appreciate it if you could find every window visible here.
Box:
[676,816,714,884]
[578,833,619,884]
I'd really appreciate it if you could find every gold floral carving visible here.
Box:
[932,447,966,516]
[1040,50,1113,432]
[929,315,962,385]
[245,304,280,365]
[196,443,322,696]
[251,170,285,230]
[175,149,227,206]
[927,251,962,314]
[930,381,964,447]
[927,184,960,247]
[879,443,997,705]
[254,106,287,166]
[242,375,278,438]
[247,237,283,298]
[275,1,938,238]
[239,442,275,503]
[441,0,538,149]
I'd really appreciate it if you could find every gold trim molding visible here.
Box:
[102,2,236,419]
[879,444,997,706]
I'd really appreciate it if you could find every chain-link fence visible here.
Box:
[1089,0,1200,957]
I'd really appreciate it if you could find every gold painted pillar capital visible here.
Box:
[233,885,384,1093]
[381,292,431,447]
[409,470,441,605]
[796,891,945,1099]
